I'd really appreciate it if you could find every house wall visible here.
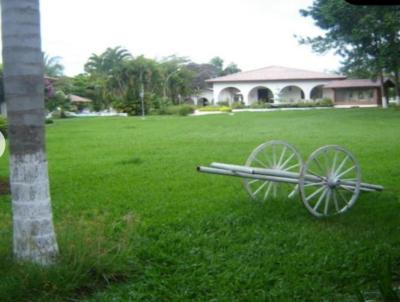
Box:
[322,88,334,100]
[334,88,378,104]
[212,79,334,106]
[0,102,7,117]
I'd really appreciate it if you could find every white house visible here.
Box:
[201,65,393,106]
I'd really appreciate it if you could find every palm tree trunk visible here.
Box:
[1,0,58,265]
[394,70,400,105]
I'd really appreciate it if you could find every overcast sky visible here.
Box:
[36,0,341,76]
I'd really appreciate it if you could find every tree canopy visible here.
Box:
[299,1,400,99]
[209,56,241,76]
[44,49,241,115]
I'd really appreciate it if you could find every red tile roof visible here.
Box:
[324,79,381,88]
[206,66,346,83]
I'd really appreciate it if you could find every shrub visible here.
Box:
[0,116,7,138]
[250,102,271,109]
[317,98,334,106]
[217,101,229,106]
[231,102,245,109]
[198,106,231,112]
[177,105,195,116]
[164,105,195,116]
[271,99,334,108]
[198,106,219,112]
[220,106,232,113]
[45,118,54,124]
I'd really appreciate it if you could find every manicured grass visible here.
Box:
[0,108,400,301]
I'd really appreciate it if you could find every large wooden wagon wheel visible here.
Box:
[243,140,303,202]
[299,145,361,217]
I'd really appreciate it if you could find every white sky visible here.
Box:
[36,0,341,76]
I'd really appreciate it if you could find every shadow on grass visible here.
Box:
[117,157,143,165]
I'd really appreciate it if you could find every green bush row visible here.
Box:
[270,98,334,108]
[156,105,195,116]
[0,116,7,138]
[197,106,232,113]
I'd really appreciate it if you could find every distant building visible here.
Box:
[201,65,394,106]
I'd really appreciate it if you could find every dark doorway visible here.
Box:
[258,88,273,102]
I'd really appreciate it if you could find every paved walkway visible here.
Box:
[191,105,379,116]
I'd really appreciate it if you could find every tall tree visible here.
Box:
[186,63,219,92]
[209,56,224,75]
[84,46,132,75]
[1,0,59,264]
[299,1,400,107]
[209,56,241,76]
[222,63,241,76]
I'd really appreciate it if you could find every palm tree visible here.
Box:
[84,46,132,75]
[1,0,59,265]
[43,53,64,77]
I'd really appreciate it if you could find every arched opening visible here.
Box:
[217,87,243,105]
[248,86,274,105]
[197,97,209,106]
[279,85,305,102]
[310,85,324,100]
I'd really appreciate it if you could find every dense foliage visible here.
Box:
[299,1,400,98]
[43,48,242,116]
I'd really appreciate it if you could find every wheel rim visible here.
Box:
[243,140,302,202]
[299,145,361,217]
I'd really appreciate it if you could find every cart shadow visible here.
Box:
[232,190,399,230]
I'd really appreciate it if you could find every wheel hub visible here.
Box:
[326,176,338,189]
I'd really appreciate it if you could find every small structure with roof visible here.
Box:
[205,66,394,106]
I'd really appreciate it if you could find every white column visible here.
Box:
[241,88,250,106]
[213,86,221,105]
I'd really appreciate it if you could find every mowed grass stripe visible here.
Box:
[0,108,399,301]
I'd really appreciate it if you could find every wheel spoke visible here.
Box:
[339,185,355,193]
[280,153,295,170]
[272,144,276,166]
[314,157,326,175]
[272,182,277,198]
[253,157,268,168]
[335,155,349,176]
[288,185,298,198]
[336,165,355,179]
[303,181,325,187]
[331,151,338,174]
[277,146,287,167]
[323,150,331,174]
[248,179,260,185]
[262,150,274,167]
[307,170,325,180]
[336,188,350,207]
[263,181,273,201]
[332,190,340,212]
[253,181,269,196]
[324,189,331,215]
[313,188,328,211]
[306,185,326,202]
[285,163,300,172]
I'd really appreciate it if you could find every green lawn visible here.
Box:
[0,108,400,301]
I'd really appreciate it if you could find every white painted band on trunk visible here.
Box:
[10,151,58,265]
